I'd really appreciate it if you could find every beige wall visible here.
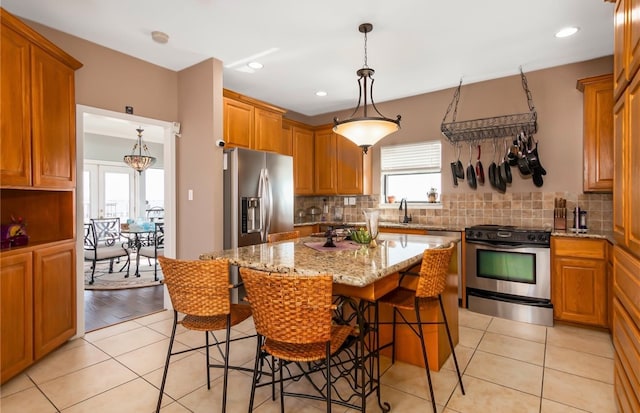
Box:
[306,56,613,196]
[176,59,224,258]
[26,21,179,122]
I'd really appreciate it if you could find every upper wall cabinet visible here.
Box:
[286,120,314,195]
[614,0,640,99]
[222,89,285,154]
[1,10,81,189]
[313,125,370,195]
[577,74,614,193]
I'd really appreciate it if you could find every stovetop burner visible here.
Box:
[465,224,551,246]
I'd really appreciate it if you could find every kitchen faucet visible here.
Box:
[399,198,412,223]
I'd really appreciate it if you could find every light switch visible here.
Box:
[188,189,193,201]
[344,197,349,206]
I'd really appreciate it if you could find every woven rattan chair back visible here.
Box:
[267,230,300,243]
[415,242,455,299]
[240,268,333,344]
[158,256,231,317]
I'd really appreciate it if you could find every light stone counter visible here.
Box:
[199,233,459,287]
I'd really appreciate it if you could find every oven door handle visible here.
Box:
[467,240,546,249]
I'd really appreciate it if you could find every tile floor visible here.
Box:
[0,308,617,412]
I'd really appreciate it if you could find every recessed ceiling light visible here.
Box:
[315,91,327,97]
[247,61,263,70]
[555,27,579,38]
[151,31,169,44]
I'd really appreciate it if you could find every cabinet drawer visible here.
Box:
[552,237,607,259]
[614,246,640,328]
[613,298,640,411]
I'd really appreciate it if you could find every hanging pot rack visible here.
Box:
[440,67,537,143]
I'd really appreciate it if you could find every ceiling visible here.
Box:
[4,0,615,117]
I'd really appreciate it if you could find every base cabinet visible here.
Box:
[0,241,76,383]
[33,242,76,359]
[0,252,33,382]
[551,237,608,327]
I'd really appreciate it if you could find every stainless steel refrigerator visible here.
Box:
[223,148,294,249]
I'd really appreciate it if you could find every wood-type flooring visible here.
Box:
[84,285,164,332]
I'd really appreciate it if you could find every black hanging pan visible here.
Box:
[451,162,459,186]
[455,143,465,179]
[467,143,477,189]
[475,144,485,185]
[500,139,512,184]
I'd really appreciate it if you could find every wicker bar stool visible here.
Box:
[155,256,254,413]
[267,230,300,243]
[378,242,465,412]
[240,267,354,413]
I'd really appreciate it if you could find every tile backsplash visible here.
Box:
[295,192,613,232]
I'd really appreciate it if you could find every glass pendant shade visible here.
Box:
[123,128,156,173]
[333,23,401,154]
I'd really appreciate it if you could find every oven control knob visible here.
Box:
[476,231,483,238]
[538,234,548,242]
[528,234,536,242]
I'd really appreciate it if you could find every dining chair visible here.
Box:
[378,242,465,413]
[146,206,164,222]
[267,230,300,243]
[83,218,130,284]
[138,222,164,281]
[240,267,354,413]
[155,256,254,413]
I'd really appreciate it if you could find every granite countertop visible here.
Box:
[200,233,459,287]
[295,221,466,232]
[551,229,615,244]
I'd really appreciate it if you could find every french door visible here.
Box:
[84,162,136,221]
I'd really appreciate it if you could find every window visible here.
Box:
[381,141,442,203]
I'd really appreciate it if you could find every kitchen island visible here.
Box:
[200,232,461,370]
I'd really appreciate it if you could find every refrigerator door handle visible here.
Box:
[264,169,273,239]
[258,169,267,243]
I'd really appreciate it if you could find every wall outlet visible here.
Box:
[349,197,357,205]
[344,197,349,206]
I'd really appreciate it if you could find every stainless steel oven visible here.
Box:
[465,225,553,326]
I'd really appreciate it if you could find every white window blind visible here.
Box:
[381,141,442,173]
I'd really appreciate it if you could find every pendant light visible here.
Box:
[123,127,156,173]
[333,23,401,154]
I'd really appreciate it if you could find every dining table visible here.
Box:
[121,225,157,277]
[200,232,462,385]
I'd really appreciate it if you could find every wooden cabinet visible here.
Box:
[613,0,640,99]
[1,12,79,189]
[290,122,314,195]
[551,237,608,327]
[313,125,369,195]
[614,68,640,257]
[612,2,640,410]
[280,121,293,156]
[314,126,338,194]
[222,89,285,153]
[33,242,76,359]
[295,224,318,237]
[253,108,283,153]
[223,97,253,149]
[577,75,614,193]
[0,252,33,383]
[612,246,640,411]
[0,8,80,384]
[337,135,369,194]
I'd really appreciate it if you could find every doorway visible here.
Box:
[76,105,176,334]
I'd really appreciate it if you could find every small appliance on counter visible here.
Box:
[571,206,588,233]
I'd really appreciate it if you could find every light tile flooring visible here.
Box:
[0,308,617,412]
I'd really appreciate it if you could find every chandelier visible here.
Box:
[333,23,401,154]
[123,127,156,173]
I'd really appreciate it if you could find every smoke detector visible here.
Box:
[151,31,169,44]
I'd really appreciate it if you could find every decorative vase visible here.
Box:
[362,208,380,248]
